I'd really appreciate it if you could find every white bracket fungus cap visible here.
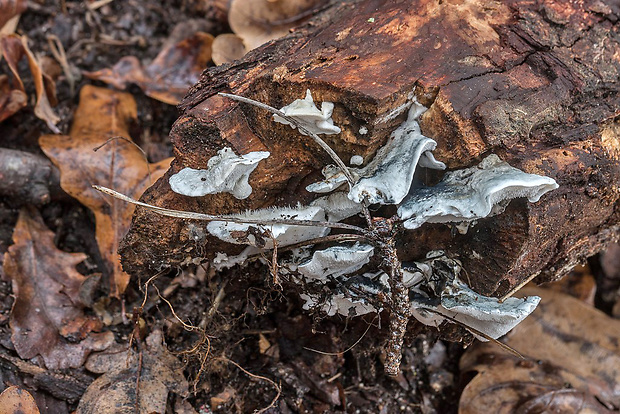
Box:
[169,147,269,199]
[273,89,341,135]
[398,154,559,229]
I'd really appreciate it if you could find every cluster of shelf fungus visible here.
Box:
[110,89,560,375]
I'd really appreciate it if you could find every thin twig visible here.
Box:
[277,233,371,252]
[89,0,114,9]
[47,34,75,96]
[135,347,143,414]
[154,284,198,332]
[269,231,280,286]
[219,92,355,186]
[200,281,228,329]
[93,185,366,232]
[220,357,281,414]
[499,272,540,303]
[421,308,524,359]
[93,136,153,184]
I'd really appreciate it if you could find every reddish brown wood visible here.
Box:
[121,0,620,296]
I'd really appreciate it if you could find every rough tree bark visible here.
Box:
[121,0,619,298]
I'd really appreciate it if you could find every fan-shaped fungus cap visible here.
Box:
[229,0,322,51]
[211,33,247,65]
[169,147,270,199]
[398,154,558,229]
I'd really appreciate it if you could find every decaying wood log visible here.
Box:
[121,0,619,297]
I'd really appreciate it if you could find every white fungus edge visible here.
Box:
[297,242,374,280]
[206,204,329,249]
[169,147,270,199]
[273,89,341,135]
[398,154,559,230]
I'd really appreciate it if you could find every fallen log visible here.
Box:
[121,0,619,300]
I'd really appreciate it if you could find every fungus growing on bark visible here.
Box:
[297,242,374,280]
[206,204,329,248]
[273,89,341,135]
[411,277,542,340]
[96,89,559,376]
[397,154,559,230]
[169,147,269,199]
[309,191,362,222]
[306,99,445,204]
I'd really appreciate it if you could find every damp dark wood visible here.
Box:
[121,0,620,297]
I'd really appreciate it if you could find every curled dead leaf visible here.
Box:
[229,0,324,51]
[212,33,247,65]
[0,34,59,131]
[0,386,40,414]
[39,85,172,297]
[0,74,26,121]
[459,286,620,413]
[77,330,189,414]
[3,207,114,370]
[84,32,213,105]
[0,0,27,33]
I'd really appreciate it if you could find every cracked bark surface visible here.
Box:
[121,0,619,297]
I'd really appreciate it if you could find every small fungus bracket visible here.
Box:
[273,89,341,136]
[169,147,270,199]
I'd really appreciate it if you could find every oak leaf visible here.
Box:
[84,32,213,105]
[0,0,26,33]
[3,207,114,370]
[0,34,59,131]
[459,286,620,413]
[229,0,324,51]
[0,73,26,122]
[0,386,40,414]
[39,85,172,297]
[77,330,189,414]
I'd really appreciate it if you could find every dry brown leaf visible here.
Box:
[84,32,213,105]
[0,34,59,131]
[0,0,27,33]
[3,207,114,370]
[543,264,597,305]
[211,386,236,411]
[0,386,40,414]
[600,243,620,318]
[229,0,323,51]
[39,85,172,297]
[459,286,620,413]
[0,74,27,121]
[212,33,247,65]
[77,330,189,414]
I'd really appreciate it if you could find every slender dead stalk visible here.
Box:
[93,185,365,233]
[220,357,281,414]
[219,92,355,186]
[218,92,375,228]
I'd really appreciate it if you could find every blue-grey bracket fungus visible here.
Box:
[297,243,374,280]
[307,99,446,204]
[207,204,329,249]
[347,100,446,205]
[168,90,557,343]
[397,154,559,230]
[169,147,270,199]
[407,253,542,341]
